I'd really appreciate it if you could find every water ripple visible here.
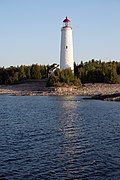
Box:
[0,96,120,179]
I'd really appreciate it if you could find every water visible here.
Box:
[0,95,120,180]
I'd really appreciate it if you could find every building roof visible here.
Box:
[63,16,71,23]
[49,64,60,73]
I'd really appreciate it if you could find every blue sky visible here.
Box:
[0,0,120,67]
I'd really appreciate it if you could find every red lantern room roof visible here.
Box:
[63,16,71,23]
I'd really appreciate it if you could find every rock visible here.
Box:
[89,93,120,101]
[0,83,120,101]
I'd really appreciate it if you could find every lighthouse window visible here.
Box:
[66,46,68,49]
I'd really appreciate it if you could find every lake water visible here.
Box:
[0,95,120,180]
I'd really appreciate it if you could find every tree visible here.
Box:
[2,69,9,84]
[47,68,81,87]
[30,64,41,79]
[19,65,26,80]
[46,73,58,87]
[24,66,31,79]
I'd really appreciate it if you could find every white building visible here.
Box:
[60,16,74,71]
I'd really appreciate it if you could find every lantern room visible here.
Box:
[63,16,71,27]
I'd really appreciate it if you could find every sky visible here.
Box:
[0,0,120,67]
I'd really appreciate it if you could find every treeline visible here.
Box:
[0,60,120,85]
[74,59,120,84]
[48,60,120,86]
[0,64,49,85]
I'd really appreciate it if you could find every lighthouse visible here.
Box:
[60,16,74,71]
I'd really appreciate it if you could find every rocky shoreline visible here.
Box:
[93,93,120,101]
[0,83,120,101]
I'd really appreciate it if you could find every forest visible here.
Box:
[0,64,48,85]
[74,59,120,84]
[0,59,120,86]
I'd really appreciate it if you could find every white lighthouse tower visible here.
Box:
[60,16,74,71]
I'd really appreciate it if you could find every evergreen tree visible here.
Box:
[30,64,41,79]
[19,65,26,80]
